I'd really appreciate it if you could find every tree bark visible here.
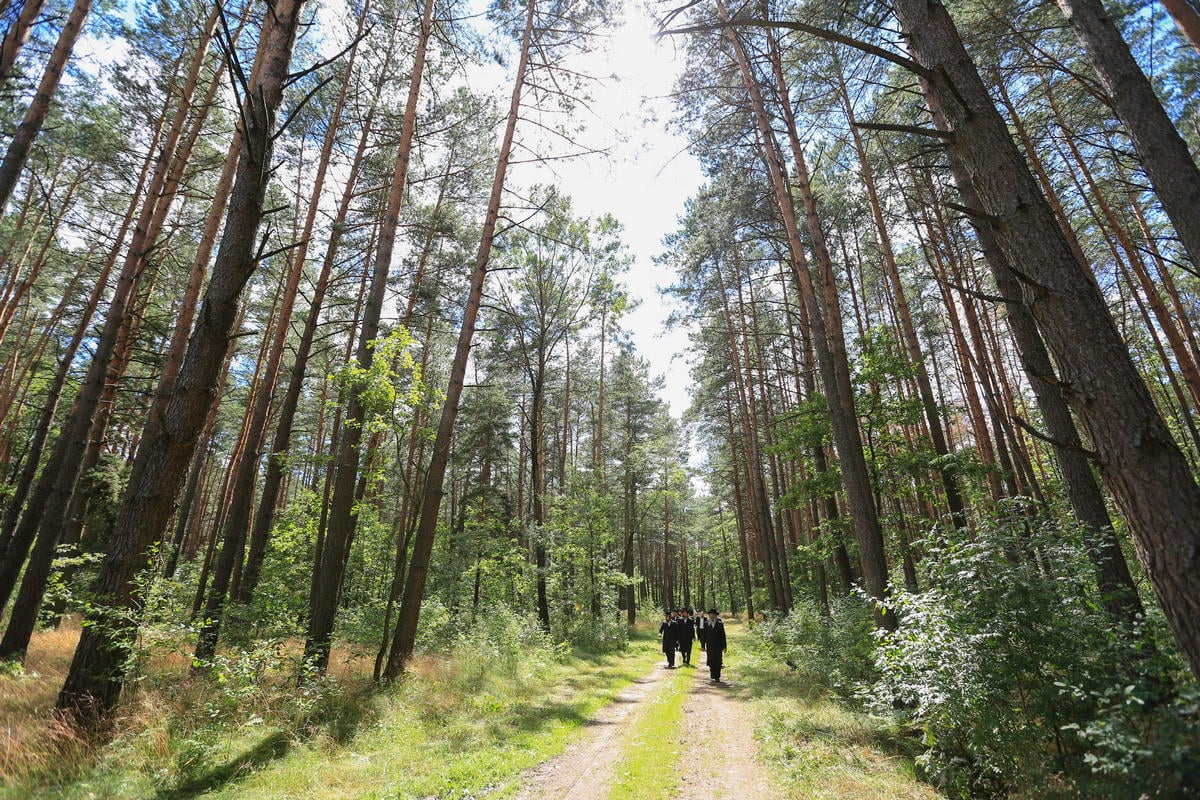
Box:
[0,0,48,85]
[383,0,537,679]
[1055,0,1200,268]
[893,0,1200,677]
[304,0,436,673]
[55,0,306,725]
[0,0,91,212]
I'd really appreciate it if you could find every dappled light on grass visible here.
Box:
[734,623,939,800]
[1,623,663,798]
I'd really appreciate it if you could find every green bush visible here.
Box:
[869,512,1199,798]
[756,595,878,695]
[557,613,629,654]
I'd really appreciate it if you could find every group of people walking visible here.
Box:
[659,608,727,684]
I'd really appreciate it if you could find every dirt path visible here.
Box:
[675,653,778,799]
[513,647,777,800]
[511,663,674,800]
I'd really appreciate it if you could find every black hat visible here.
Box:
[707,608,719,614]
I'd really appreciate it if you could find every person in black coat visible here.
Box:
[704,609,727,683]
[677,608,696,666]
[696,609,708,651]
[659,611,677,667]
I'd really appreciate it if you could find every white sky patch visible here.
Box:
[505,5,704,419]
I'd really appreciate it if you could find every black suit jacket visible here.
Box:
[706,619,727,653]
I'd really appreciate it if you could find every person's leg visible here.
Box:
[711,654,722,682]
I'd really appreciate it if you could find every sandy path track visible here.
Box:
[510,663,673,800]
[675,655,778,799]
[512,648,778,800]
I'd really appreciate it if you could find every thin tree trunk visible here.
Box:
[304,0,436,673]
[718,4,892,627]
[383,0,537,679]
[196,16,364,662]
[0,0,91,212]
[832,53,965,527]
[0,0,48,85]
[1056,0,1200,268]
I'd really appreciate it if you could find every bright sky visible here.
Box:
[503,6,705,418]
[79,1,705,416]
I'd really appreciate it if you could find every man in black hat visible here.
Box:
[659,610,677,668]
[705,609,727,684]
[677,608,696,666]
[696,607,708,651]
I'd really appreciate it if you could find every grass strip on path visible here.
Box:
[605,662,692,800]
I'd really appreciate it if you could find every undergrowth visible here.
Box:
[755,511,1200,799]
[1,610,655,799]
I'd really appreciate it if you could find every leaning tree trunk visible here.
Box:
[0,89,171,621]
[0,0,91,212]
[0,10,218,661]
[195,14,364,664]
[55,0,306,727]
[829,51,966,528]
[892,0,1200,679]
[1054,0,1200,269]
[382,0,538,679]
[1158,0,1200,54]
[0,0,48,85]
[237,34,397,606]
[717,2,894,628]
[303,0,436,673]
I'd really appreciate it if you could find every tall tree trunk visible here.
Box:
[718,4,893,627]
[196,16,364,663]
[832,53,965,528]
[0,0,48,85]
[893,0,1200,677]
[237,78,385,607]
[304,0,436,673]
[1055,0,1200,268]
[55,0,306,725]
[383,0,537,679]
[0,8,218,658]
[0,0,91,212]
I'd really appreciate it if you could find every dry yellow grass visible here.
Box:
[0,617,377,789]
[0,618,87,784]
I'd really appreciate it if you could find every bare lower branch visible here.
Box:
[657,17,931,79]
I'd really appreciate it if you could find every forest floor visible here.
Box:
[515,622,938,800]
[1,620,938,799]
[514,645,776,800]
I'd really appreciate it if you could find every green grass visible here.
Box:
[605,664,691,800]
[728,623,941,799]
[6,631,665,800]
